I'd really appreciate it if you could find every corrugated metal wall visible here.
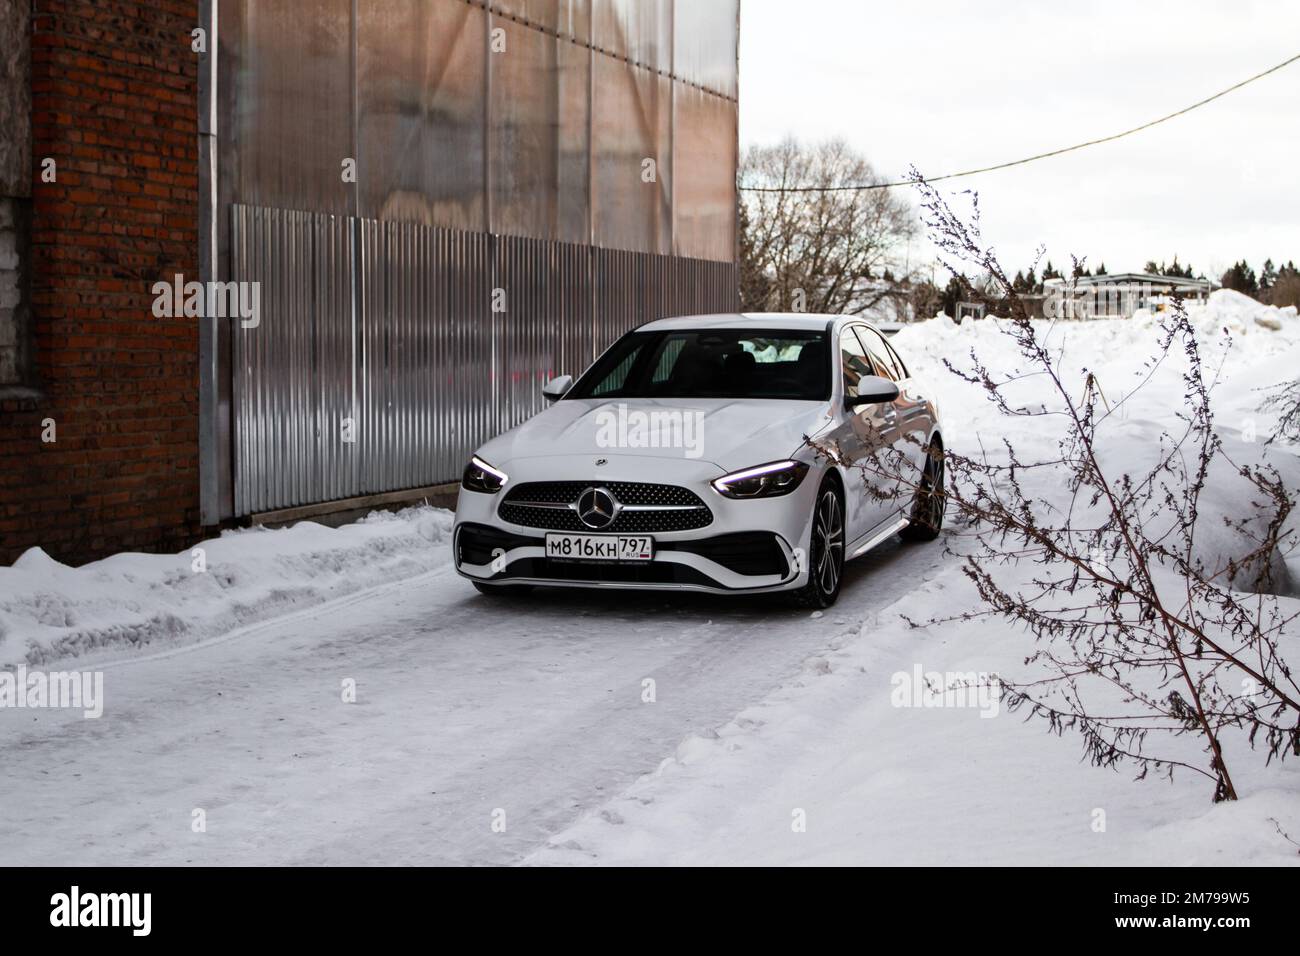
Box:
[231,203,738,516]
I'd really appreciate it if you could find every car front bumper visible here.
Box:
[451,454,819,594]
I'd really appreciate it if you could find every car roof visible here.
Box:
[637,312,870,333]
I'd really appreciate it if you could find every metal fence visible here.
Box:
[231,203,738,516]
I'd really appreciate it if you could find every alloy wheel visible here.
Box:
[814,489,845,595]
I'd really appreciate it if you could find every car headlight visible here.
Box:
[462,455,509,494]
[711,460,809,499]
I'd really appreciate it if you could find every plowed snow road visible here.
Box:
[0,540,941,865]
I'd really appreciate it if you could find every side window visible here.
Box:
[855,326,900,381]
[839,327,875,398]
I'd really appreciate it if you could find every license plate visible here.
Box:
[545,533,654,562]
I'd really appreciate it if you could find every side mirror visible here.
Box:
[845,375,899,408]
[542,374,574,402]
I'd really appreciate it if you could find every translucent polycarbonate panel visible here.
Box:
[357,0,486,230]
[592,56,671,255]
[484,16,592,244]
[673,84,737,261]
[560,0,593,41]
[672,0,739,98]
[556,38,592,244]
[490,0,591,40]
[488,18,561,240]
[222,0,738,256]
[592,0,672,72]
[229,0,354,216]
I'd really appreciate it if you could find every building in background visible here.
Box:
[1042,272,1216,318]
[0,0,740,565]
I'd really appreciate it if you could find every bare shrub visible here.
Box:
[817,174,1299,801]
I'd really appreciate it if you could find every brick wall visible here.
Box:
[0,1,200,565]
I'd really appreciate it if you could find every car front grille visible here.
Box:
[498,481,713,533]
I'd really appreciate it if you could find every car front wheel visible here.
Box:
[793,478,846,608]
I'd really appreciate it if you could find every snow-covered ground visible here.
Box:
[1,290,1297,866]
[0,508,454,669]
[528,571,1300,866]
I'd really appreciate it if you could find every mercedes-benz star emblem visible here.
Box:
[575,486,618,530]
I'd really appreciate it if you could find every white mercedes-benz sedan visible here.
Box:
[453,313,944,607]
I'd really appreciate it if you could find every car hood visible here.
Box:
[477,397,835,472]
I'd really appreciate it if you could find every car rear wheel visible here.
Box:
[902,443,944,542]
[793,478,845,608]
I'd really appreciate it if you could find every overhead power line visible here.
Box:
[738,51,1300,193]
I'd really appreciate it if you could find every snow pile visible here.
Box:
[527,293,1300,866]
[0,506,454,668]
[895,291,1300,589]
[898,290,1300,428]
[1182,288,1298,335]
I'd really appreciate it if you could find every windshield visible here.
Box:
[566,329,830,401]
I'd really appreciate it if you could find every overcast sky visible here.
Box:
[738,0,1300,280]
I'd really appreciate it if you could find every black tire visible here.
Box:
[793,477,846,608]
[472,580,534,597]
[901,443,944,542]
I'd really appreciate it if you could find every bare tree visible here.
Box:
[739,138,916,314]
[737,199,771,312]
